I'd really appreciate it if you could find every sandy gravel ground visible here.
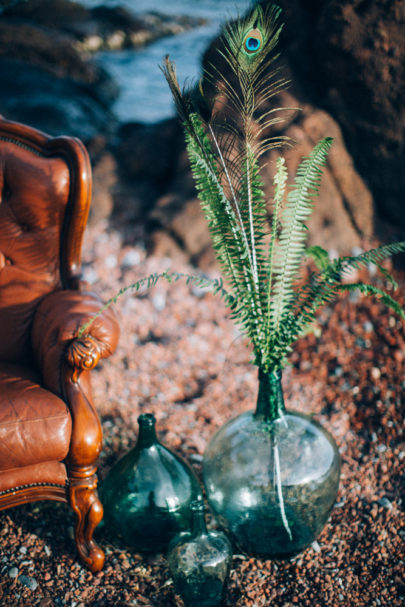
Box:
[0,221,404,607]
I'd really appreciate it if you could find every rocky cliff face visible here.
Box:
[0,0,403,267]
[272,0,405,240]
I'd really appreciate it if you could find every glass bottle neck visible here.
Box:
[137,413,158,448]
[190,501,208,537]
[254,368,286,422]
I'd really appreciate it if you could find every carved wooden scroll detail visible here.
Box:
[66,335,101,382]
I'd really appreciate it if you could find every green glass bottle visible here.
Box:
[167,499,232,607]
[100,413,202,553]
[203,369,340,557]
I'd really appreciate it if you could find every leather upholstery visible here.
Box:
[0,140,69,363]
[0,362,71,469]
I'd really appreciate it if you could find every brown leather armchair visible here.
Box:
[0,116,120,572]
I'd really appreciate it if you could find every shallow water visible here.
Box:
[81,0,251,123]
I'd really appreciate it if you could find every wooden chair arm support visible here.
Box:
[62,365,103,468]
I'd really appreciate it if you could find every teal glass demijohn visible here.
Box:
[167,499,232,607]
[203,370,340,557]
[100,413,202,553]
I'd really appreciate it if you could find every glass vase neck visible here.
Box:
[254,368,286,422]
[190,500,208,537]
[137,413,158,448]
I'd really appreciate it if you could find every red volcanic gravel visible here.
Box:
[0,221,404,607]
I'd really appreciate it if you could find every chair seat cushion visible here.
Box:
[0,363,72,470]
[0,461,67,495]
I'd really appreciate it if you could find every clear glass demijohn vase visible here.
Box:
[202,369,340,557]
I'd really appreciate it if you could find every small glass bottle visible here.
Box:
[100,413,202,553]
[167,500,232,607]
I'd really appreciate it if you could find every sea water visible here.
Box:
[80,0,251,123]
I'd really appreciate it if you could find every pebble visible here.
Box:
[105,254,118,269]
[189,453,203,463]
[152,292,166,311]
[378,497,393,510]
[121,250,141,268]
[363,321,374,333]
[8,567,18,579]
[82,267,99,284]
[18,575,38,591]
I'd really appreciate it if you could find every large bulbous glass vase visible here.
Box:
[203,370,340,557]
[100,413,202,553]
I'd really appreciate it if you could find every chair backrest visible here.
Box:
[0,116,92,363]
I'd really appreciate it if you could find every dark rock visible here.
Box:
[116,119,184,184]
[113,117,207,261]
[2,0,206,53]
[0,59,116,140]
[2,0,91,36]
[264,0,405,237]
[0,1,119,141]
[0,20,118,108]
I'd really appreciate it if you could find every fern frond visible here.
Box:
[336,282,405,321]
[185,114,249,284]
[266,156,287,333]
[305,245,330,271]
[187,114,270,352]
[270,137,333,333]
[78,270,236,338]
[292,242,405,339]
[331,242,405,276]
[374,263,399,290]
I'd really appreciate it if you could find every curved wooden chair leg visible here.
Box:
[69,467,105,573]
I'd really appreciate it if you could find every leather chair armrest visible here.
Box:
[31,288,120,396]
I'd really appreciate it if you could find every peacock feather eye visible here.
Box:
[243,28,263,54]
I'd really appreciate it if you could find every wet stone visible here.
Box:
[18,575,38,591]
[378,497,392,509]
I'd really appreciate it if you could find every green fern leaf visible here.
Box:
[332,242,405,276]
[270,137,333,333]
[305,245,330,271]
[78,270,236,337]
[337,283,405,321]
